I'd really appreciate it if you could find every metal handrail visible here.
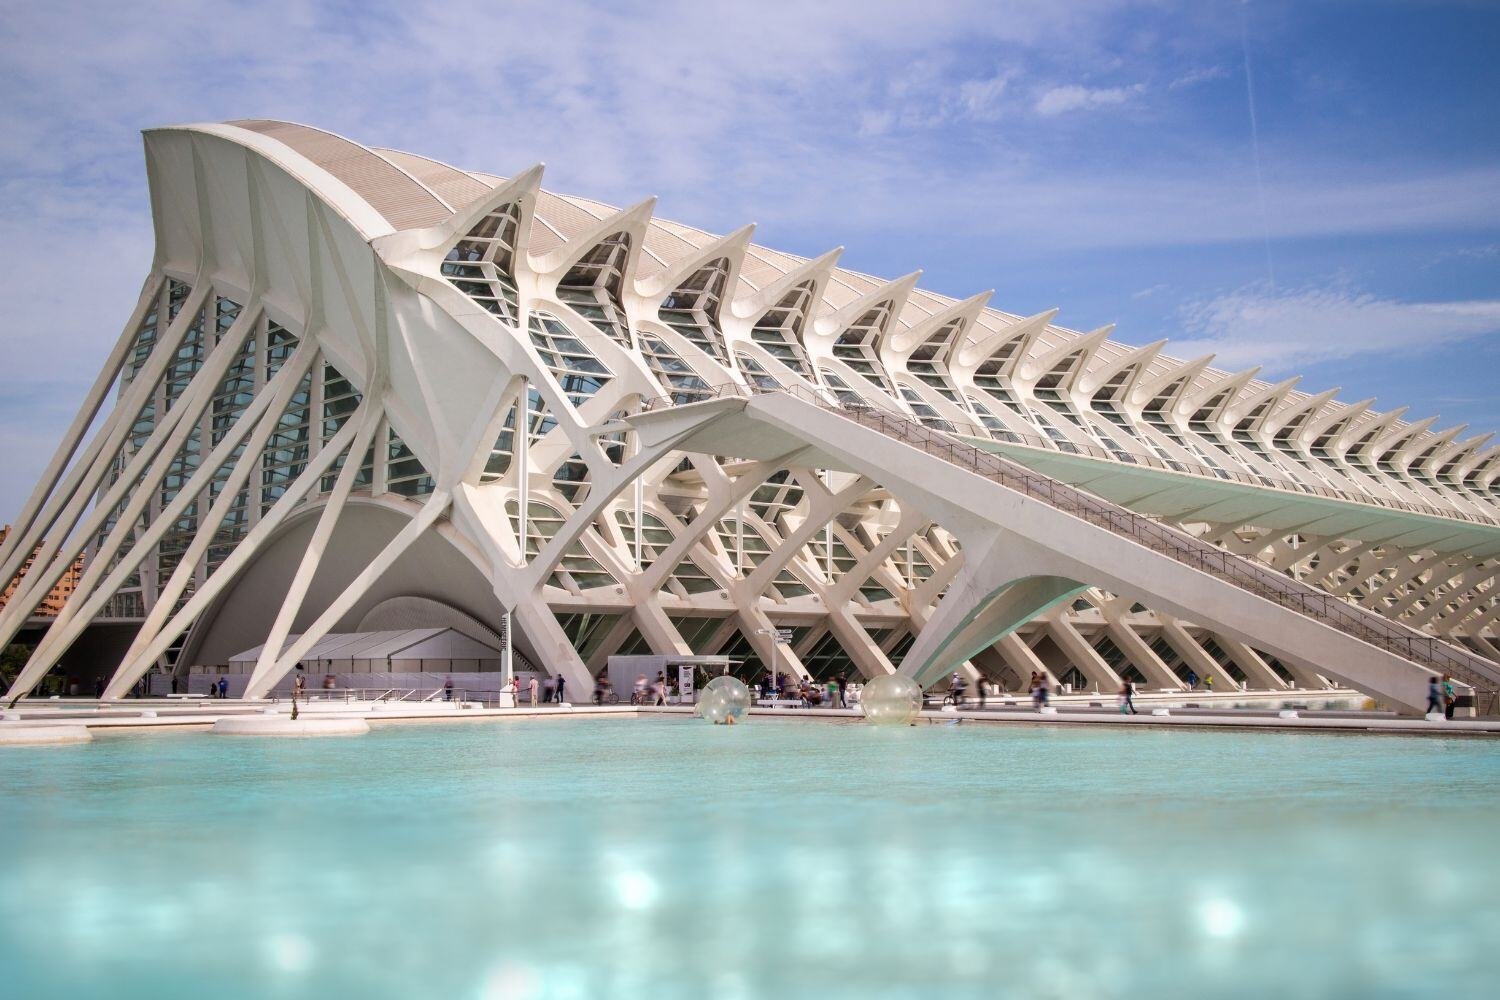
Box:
[636,382,1500,700]
[639,382,1498,528]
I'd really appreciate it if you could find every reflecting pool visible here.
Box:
[2,717,1497,998]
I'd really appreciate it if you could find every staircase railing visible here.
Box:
[636,382,1500,702]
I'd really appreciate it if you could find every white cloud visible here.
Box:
[1170,65,1230,89]
[952,70,1017,121]
[0,0,1496,516]
[1171,284,1500,371]
[1035,83,1141,116]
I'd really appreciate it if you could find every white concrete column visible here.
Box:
[1043,616,1123,694]
[993,631,1059,690]
[244,489,453,698]
[0,274,163,571]
[1158,617,1242,691]
[1101,616,1187,690]
[0,282,215,636]
[100,406,370,699]
[1212,632,1292,690]
[104,345,341,692]
[251,401,384,684]
[7,319,305,698]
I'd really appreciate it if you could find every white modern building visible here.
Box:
[1,120,1496,713]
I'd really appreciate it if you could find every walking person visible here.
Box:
[1119,677,1138,715]
[443,675,454,702]
[291,666,306,720]
[976,678,987,710]
[218,676,228,700]
[555,673,566,704]
[834,672,848,709]
[1426,675,1443,716]
[1443,674,1456,720]
[1032,672,1050,712]
[528,674,540,706]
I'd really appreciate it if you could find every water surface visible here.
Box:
[2,717,1496,998]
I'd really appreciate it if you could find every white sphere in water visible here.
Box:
[860,673,923,725]
[696,676,751,724]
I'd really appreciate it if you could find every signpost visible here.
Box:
[758,627,795,697]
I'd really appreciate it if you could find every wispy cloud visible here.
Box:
[1169,65,1229,89]
[0,0,1496,517]
[1034,83,1143,116]
[1171,283,1500,371]
[951,70,1018,122]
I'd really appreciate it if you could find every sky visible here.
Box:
[0,0,1497,521]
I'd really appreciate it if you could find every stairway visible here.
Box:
[826,395,1500,704]
[641,382,1500,706]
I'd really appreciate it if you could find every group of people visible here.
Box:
[504,672,567,705]
[944,672,996,710]
[629,671,669,705]
[1183,669,1215,692]
[762,671,849,708]
[1426,674,1459,719]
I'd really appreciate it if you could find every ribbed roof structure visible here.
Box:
[1,120,1495,714]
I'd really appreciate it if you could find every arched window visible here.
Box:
[830,302,894,395]
[639,331,712,404]
[734,351,780,391]
[528,312,612,407]
[660,258,731,367]
[443,201,521,321]
[750,281,816,381]
[555,232,632,348]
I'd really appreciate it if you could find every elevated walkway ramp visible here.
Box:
[628,387,1500,714]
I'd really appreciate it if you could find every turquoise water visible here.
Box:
[2,717,1498,999]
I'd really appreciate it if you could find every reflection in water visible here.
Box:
[1,719,1497,998]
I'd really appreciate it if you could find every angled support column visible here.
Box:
[5,319,305,700]
[823,606,898,680]
[1158,617,1242,691]
[1101,616,1186,690]
[904,571,1085,688]
[0,282,215,631]
[1,298,260,663]
[100,346,336,694]
[0,283,214,611]
[0,275,164,570]
[1043,616,1122,694]
[628,600,694,657]
[513,596,595,697]
[251,400,384,684]
[243,489,453,698]
[100,404,368,699]
[1212,633,1291,690]
[993,632,1057,690]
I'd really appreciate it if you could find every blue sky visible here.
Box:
[1,0,1497,521]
